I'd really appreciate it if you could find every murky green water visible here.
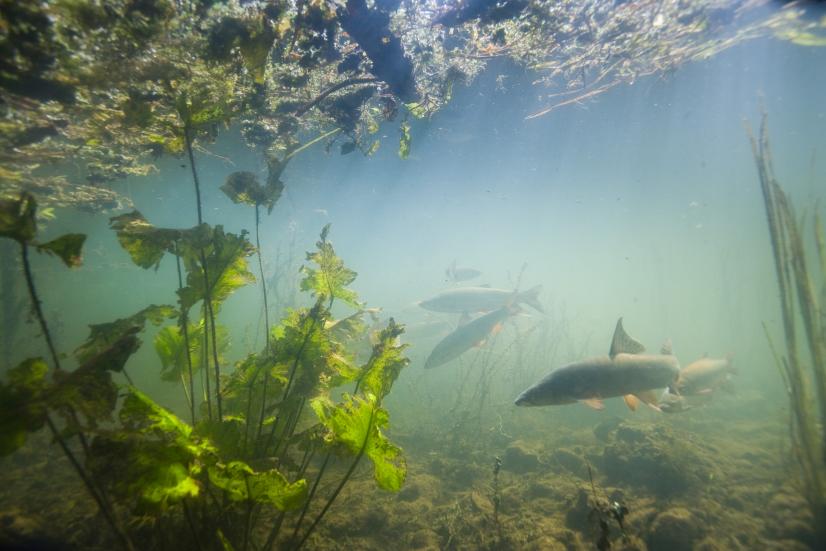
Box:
[2,1,825,550]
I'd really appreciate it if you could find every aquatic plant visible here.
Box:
[1,1,821,212]
[749,115,826,543]
[1,193,411,549]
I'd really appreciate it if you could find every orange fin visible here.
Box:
[635,390,661,412]
[623,394,639,411]
[583,398,605,411]
[490,322,504,336]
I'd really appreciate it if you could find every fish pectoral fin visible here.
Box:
[490,322,504,336]
[634,390,662,412]
[582,398,605,411]
[609,317,646,358]
[623,394,639,411]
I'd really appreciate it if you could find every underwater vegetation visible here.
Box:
[0,186,412,550]
[749,115,826,545]
[1,1,823,211]
[1,1,826,550]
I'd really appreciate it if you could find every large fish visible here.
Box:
[514,318,679,411]
[424,306,517,369]
[419,285,543,314]
[671,354,735,396]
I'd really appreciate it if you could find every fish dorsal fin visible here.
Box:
[660,339,673,355]
[609,317,645,358]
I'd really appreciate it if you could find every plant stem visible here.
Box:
[20,242,61,370]
[294,408,375,550]
[288,452,331,546]
[175,243,197,425]
[184,123,222,421]
[260,301,323,457]
[46,415,134,551]
[248,204,272,453]
[20,241,133,550]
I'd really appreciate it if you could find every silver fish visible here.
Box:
[672,354,736,396]
[424,306,516,369]
[419,285,543,314]
[514,318,679,411]
[445,260,482,282]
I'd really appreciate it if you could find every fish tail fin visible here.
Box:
[519,285,544,313]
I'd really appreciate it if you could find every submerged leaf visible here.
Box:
[52,331,141,428]
[75,304,176,364]
[36,233,86,267]
[300,226,360,308]
[221,171,283,212]
[0,192,37,244]
[109,211,190,269]
[398,121,411,160]
[154,320,229,382]
[208,460,307,510]
[358,318,409,401]
[0,358,49,456]
[311,393,406,491]
[178,226,256,313]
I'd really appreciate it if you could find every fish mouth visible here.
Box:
[514,393,531,407]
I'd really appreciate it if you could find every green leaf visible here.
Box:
[398,121,411,160]
[358,318,409,401]
[0,192,37,244]
[239,20,276,85]
[36,233,86,267]
[154,320,229,382]
[311,394,406,491]
[300,226,360,308]
[109,211,190,270]
[270,304,357,402]
[75,304,176,365]
[0,358,49,456]
[221,171,283,212]
[208,460,307,510]
[52,332,141,428]
[178,226,256,313]
[91,388,214,511]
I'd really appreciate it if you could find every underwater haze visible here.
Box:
[2,1,826,550]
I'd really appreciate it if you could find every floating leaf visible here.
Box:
[300,225,360,308]
[36,233,86,267]
[0,192,37,244]
[0,358,49,456]
[311,393,406,491]
[208,460,307,510]
[398,121,411,160]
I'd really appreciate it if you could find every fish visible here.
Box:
[670,354,735,396]
[445,260,482,282]
[418,285,543,314]
[424,305,517,369]
[514,318,680,411]
[658,389,692,414]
